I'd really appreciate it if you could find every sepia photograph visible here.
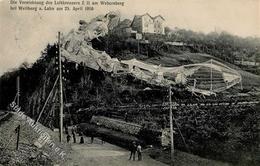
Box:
[0,0,260,165]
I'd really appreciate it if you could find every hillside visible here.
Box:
[0,112,70,165]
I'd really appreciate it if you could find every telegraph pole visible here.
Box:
[58,32,64,142]
[169,86,174,166]
[16,125,20,150]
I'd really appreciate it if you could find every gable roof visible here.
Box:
[153,15,165,21]
[132,13,154,21]
[141,13,153,19]
[130,13,165,27]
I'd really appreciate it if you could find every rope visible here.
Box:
[43,89,58,126]
[35,75,59,124]
[173,116,190,153]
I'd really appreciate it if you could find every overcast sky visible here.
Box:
[0,0,259,75]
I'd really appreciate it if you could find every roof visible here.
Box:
[131,13,165,27]
[153,15,165,21]
[130,15,141,27]
[142,13,153,19]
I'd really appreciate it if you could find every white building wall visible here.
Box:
[142,15,154,33]
[153,17,165,34]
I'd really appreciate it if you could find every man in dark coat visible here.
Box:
[129,141,137,161]
[67,134,71,143]
[72,129,76,143]
[79,131,84,144]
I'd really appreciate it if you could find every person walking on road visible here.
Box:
[72,129,76,143]
[79,131,84,144]
[80,136,84,144]
[129,141,137,161]
[67,134,71,143]
[137,144,142,161]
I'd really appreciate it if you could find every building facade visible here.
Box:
[131,13,165,35]
[153,15,165,34]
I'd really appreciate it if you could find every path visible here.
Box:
[64,135,167,166]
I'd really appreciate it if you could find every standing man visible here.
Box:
[79,131,84,144]
[67,134,71,143]
[72,129,76,143]
[137,143,142,161]
[129,141,137,161]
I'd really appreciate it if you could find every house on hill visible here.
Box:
[111,13,166,38]
[153,15,165,34]
[131,13,165,35]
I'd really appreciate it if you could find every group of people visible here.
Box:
[129,141,142,161]
[65,126,143,162]
[66,128,77,143]
[66,126,102,145]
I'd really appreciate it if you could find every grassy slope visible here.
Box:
[0,113,70,165]
[148,148,231,166]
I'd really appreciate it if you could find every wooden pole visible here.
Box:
[169,86,174,166]
[58,32,64,142]
[16,125,20,150]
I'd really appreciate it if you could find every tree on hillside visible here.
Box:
[164,28,260,67]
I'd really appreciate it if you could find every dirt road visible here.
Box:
[64,136,167,166]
